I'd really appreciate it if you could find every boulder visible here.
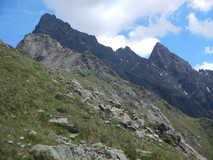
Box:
[103,147,128,160]
[116,117,137,131]
[99,104,113,116]
[55,93,71,100]
[49,116,78,133]
[92,142,104,149]
[49,116,68,124]
[31,144,103,160]
[135,131,145,138]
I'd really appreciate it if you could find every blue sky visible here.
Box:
[1,0,213,70]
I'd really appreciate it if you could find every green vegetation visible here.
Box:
[0,44,199,159]
[156,101,213,160]
[177,135,181,143]
[163,136,173,145]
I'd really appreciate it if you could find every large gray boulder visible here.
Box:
[31,144,128,160]
[31,144,103,160]
[49,116,78,133]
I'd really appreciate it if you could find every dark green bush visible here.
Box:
[164,136,173,145]
[177,135,181,143]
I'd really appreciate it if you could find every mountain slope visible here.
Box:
[31,13,213,118]
[1,40,209,160]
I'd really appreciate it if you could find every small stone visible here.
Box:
[141,150,152,154]
[26,80,29,83]
[37,110,45,113]
[104,121,110,124]
[153,133,159,138]
[70,134,78,139]
[52,79,58,83]
[8,141,14,144]
[89,111,95,114]
[135,131,145,138]
[20,144,25,148]
[18,153,23,156]
[27,143,32,146]
[140,154,147,158]
[20,137,24,140]
[29,130,37,136]
[80,140,86,144]
[93,106,100,110]
[146,127,153,133]
[11,115,16,119]
[81,97,90,103]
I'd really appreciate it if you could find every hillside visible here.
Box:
[30,13,213,118]
[1,34,213,160]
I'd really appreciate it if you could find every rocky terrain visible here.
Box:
[31,13,213,118]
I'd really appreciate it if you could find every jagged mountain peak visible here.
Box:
[33,13,72,34]
[117,46,132,52]
[149,42,191,71]
[40,13,57,20]
[149,42,171,66]
[116,46,136,55]
[33,13,108,57]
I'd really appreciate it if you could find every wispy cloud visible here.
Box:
[205,46,213,54]
[187,13,213,39]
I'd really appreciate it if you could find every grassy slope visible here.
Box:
[0,44,198,160]
[156,101,213,160]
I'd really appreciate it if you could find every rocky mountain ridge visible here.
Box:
[30,13,213,118]
[16,33,116,75]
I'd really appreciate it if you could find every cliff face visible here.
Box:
[16,33,115,75]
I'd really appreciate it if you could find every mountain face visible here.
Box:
[23,13,213,118]
[16,33,116,75]
[148,43,213,118]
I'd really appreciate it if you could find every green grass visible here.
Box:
[0,45,198,160]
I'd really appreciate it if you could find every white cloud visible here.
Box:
[194,61,213,70]
[128,37,159,57]
[98,35,159,57]
[205,46,213,54]
[188,0,213,12]
[42,0,185,36]
[129,16,181,41]
[187,13,213,39]
[97,35,127,51]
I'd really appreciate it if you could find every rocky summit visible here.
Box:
[1,13,213,160]
[30,13,213,118]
